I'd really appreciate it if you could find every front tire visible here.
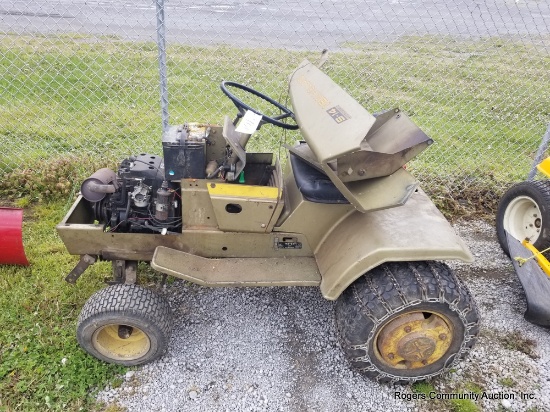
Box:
[496,180,550,256]
[77,284,173,366]
[335,261,479,383]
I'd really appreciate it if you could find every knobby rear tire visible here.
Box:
[335,261,479,384]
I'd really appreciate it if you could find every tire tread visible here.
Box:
[335,261,480,384]
[77,284,172,365]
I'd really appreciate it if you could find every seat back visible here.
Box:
[289,152,349,204]
[288,60,431,212]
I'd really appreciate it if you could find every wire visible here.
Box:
[515,245,550,266]
[169,189,182,199]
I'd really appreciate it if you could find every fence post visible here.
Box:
[155,0,169,132]
[528,123,550,180]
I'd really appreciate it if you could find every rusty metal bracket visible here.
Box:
[65,254,97,284]
[110,260,138,285]
[124,261,137,284]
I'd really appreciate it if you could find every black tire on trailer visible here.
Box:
[76,284,173,366]
[335,261,479,384]
[496,180,550,256]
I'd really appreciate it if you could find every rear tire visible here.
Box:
[335,261,479,384]
[77,284,172,366]
[496,180,550,256]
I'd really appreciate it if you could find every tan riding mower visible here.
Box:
[496,158,550,327]
[57,60,480,383]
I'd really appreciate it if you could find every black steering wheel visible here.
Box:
[220,81,299,130]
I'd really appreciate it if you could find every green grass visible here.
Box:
[499,377,515,388]
[0,202,125,411]
[0,33,548,192]
[412,380,436,396]
[411,380,485,412]
[449,398,479,412]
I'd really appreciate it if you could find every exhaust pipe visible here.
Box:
[0,207,30,266]
[80,168,118,202]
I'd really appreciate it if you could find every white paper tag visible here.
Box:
[235,110,263,134]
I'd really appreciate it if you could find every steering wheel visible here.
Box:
[220,81,299,130]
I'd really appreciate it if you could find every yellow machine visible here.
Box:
[58,60,479,383]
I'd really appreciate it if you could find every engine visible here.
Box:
[80,153,181,234]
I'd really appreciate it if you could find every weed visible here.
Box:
[499,377,515,388]
[13,196,30,208]
[412,381,436,396]
[103,404,128,412]
[450,398,479,412]
[498,331,539,359]
[0,155,114,203]
[111,377,124,389]
[464,381,484,394]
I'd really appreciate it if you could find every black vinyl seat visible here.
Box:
[289,153,349,204]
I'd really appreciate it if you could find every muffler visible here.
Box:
[80,168,118,202]
[0,207,30,266]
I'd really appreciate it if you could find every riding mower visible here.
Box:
[57,60,480,383]
[496,158,550,327]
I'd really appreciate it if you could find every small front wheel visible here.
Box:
[77,284,172,366]
[496,180,550,256]
[335,261,479,383]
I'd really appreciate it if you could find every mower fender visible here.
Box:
[506,232,550,326]
[315,189,473,300]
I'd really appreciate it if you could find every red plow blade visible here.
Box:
[0,207,29,266]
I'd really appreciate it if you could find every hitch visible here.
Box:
[65,254,97,284]
[109,260,137,285]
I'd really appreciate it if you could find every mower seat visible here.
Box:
[289,153,349,204]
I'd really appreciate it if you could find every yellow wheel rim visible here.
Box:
[92,324,151,361]
[375,311,453,370]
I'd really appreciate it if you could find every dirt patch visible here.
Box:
[459,266,512,282]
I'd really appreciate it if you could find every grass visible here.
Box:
[412,380,436,395]
[411,380,483,412]
[0,34,549,206]
[0,202,126,411]
[498,331,539,359]
[449,398,479,412]
[499,377,515,388]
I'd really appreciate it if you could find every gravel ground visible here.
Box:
[98,219,550,412]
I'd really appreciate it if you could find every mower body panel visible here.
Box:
[57,195,314,261]
[57,60,472,300]
[316,189,473,300]
[288,60,433,212]
[151,246,321,287]
[58,179,473,299]
[0,207,29,266]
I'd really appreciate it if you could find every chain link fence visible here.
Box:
[0,0,549,209]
